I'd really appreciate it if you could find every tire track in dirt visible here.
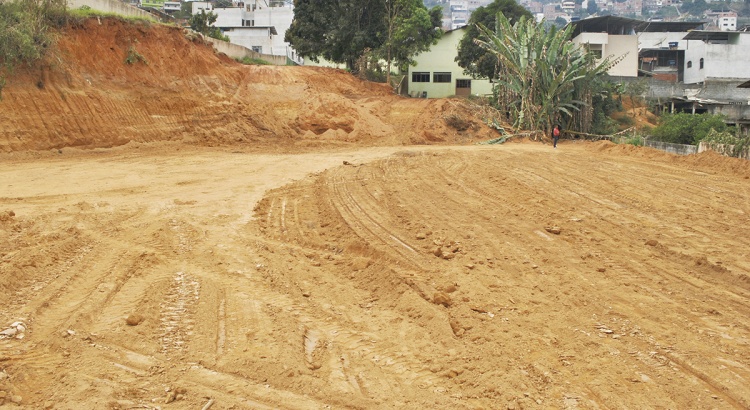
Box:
[364,149,750,407]
[325,167,423,269]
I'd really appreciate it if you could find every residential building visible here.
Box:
[449,0,470,29]
[407,27,492,98]
[682,30,750,84]
[191,1,212,14]
[209,0,300,62]
[569,17,750,130]
[568,16,640,77]
[637,20,705,82]
[704,10,738,31]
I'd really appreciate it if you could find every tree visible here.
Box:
[680,0,710,16]
[189,10,228,41]
[286,0,441,73]
[382,0,442,84]
[587,0,598,15]
[173,1,193,20]
[455,0,533,80]
[286,0,385,71]
[651,113,731,145]
[553,16,568,27]
[474,13,624,133]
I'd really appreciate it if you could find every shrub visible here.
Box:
[702,128,749,158]
[125,44,148,65]
[236,56,271,65]
[624,136,643,146]
[444,114,471,131]
[651,112,732,145]
[0,0,67,98]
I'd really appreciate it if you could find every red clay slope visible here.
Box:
[0,17,496,153]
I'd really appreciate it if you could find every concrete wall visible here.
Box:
[638,32,689,50]
[67,0,155,19]
[251,5,293,56]
[606,35,638,77]
[213,7,246,27]
[204,36,287,65]
[574,32,609,46]
[573,33,638,77]
[223,27,274,55]
[644,140,697,155]
[610,135,698,155]
[698,141,750,159]
[408,27,492,98]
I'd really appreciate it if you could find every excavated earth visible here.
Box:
[1,17,750,410]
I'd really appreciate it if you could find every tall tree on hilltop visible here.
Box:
[455,0,532,80]
[382,0,443,84]
[456,0,532,79]
[286,0,386,71]
[285,0,441,74]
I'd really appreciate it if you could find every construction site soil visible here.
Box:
[1,18,750,410]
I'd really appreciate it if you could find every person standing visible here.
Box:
[552,125,561,148]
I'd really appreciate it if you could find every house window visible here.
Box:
[687,61,692,68]
[590,49,603,59]
[412,72,430,83]
[699,58,704,69]
[252,46,262,53]
[456,79,471,88]
[433,72,451,83]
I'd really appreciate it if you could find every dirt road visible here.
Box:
[1,141,749,409]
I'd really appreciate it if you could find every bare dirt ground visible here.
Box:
[2,17,750,410]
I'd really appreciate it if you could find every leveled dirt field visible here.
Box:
[2,17,750,410]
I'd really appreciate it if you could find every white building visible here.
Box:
[191,1,212,14]
[683,31,750,84]
[718,16,737,31]
[569,16,639,77]
[407,27,493,98]
[209,0,299,62]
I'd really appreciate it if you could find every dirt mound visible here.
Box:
[0,17,496,153]
[614,96,659,131]
[589,139,750,177]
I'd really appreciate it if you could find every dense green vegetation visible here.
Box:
[236,56,271,65]
[455,0,532,80]
[286,0,442,73]
[650,112,733,145]
[189,10,229,42]
[474,13,622,134]
[0,0,67,97]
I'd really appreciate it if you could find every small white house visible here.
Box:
[683,31,750,84]
[407,26,493,98]
[206,0,300,62]
[568,16,639,77]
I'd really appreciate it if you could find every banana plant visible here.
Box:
[474,13,624,134]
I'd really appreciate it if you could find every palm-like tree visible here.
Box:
[474,13,624,135]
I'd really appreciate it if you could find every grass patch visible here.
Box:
[0,0,68,98]
[236,56,271,65]
[623,136,643,146]
[125,43,148,65]
[68,7,156,24]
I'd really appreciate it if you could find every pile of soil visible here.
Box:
[0,18,498,153]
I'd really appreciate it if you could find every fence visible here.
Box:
[698,141,750,160]
[203,37,287,66]
[67,0,156,20]
[608,135,698,155]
